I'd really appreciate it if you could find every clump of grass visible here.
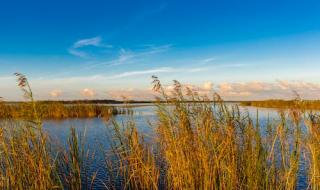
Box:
[0,73,62,189]
[105,118,159,190]
[0,73,99,189]
[58,127,97,190]
[0,121,63,189]
[305,113,320,189]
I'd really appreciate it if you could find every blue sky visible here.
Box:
[1,0,320,100]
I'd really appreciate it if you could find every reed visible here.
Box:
[305,114,320,189]
[0,73,97,189]
[0,73,62,189]
[107,76,318,190]
[0,73,320,189]
[106,119,159,190]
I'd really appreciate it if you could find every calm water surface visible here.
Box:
[42,104,309,189]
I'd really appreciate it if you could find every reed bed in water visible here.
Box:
[0,102,125,119]
[0,73,320,189]
[241,99,320,110]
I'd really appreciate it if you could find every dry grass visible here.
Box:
[0,73,61,189]
[305,114,320,189]
[0,73,95,189]
[0,121,61,189]
[105,120,159,189]
[107,76,320,190]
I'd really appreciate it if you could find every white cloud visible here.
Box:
[106,80,320,100]
[50,90,62,98]
[214,80,320,100]
[203,81,213,91]
[3,72,320,101]
[219,83,233,92]
[81,88,96,97]
[277,80,290,90]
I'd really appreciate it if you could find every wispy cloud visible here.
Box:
[73,37,102,48]
[102,65,210,80]
[109,44,172,66]
[202,57,217,64]
[41,65,207,85]
[107,67,174,79]
[60,44,172,76]
[47,57,246,87]
[68,36,112,58]
[68,49,88,58]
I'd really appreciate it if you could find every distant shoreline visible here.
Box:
[2,99,243,104]
[3,99,320,110]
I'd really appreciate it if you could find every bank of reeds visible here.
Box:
[0,103,119,120]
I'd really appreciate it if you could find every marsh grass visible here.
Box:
[0,73,320,189]
[0,73,96,189]
[107,76,320,190]
[0,73,61,189]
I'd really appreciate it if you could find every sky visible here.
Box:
[1,0,320,100]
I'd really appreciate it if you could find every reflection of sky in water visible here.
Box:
[41,104,309,189]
